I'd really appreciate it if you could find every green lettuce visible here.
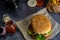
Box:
[46,30,52,35]
[27,30,32,35]
[35,34,46,40]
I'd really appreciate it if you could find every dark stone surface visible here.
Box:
[0,0,60,40]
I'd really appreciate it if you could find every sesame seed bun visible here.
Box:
[31,14,51,35]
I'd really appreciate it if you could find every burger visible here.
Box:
[46,0,60,13]
[27,14,52,40]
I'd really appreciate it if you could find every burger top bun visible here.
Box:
[31,14,51,34]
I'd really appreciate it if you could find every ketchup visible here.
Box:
[3,14,16,33]
[6,20,16,33]
[36,0,44,7]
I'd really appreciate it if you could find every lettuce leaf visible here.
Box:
[27,30,32,35]
[47,30,52,35]
[35,34,46,40]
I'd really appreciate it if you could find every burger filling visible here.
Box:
[27,29,52,40]
[44,30,52,36]
[27,25,52,40]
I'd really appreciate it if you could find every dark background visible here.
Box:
[0,0,60,40]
